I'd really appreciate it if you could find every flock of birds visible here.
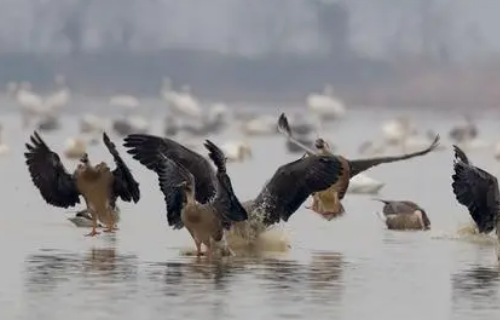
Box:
[0,75,498,261]
[17,98,500,262]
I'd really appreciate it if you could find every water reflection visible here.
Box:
[451,265,500,314]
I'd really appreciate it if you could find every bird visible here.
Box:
[277,112,441,219]
[122,134,344,240]
[153,140,248,257]
[372,198,431,230]
[451,145,500,256]
[24,131,141,236]
[67,207,120,228]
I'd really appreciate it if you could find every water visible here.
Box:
[1,105,500,320]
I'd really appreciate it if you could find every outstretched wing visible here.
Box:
[451,145,500,233]
[253,155,344,225]
[156,154,196,230]
[102,132,140,207]
[204,140,247,229]
[277,113,318,155]
[24,131,80,208]
[348,135,440,177]
[123,134,216,203]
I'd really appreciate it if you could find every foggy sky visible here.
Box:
[0,0,497,61]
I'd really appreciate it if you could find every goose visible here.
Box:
[277,113,440,220]
[154,140,248,257]
[63,137,87,160]
[307,84,346,121]
[220,140,253,163]
[373,198,431,230]
[24,131,141,236]
[67,206,120,228]
[347,173,385,195]
[122,134,344,241]
[450,145,500,261]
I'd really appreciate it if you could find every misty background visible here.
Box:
[0,0,498,107]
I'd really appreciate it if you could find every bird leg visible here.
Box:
[85,210,100,237]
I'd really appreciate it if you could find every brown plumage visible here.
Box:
[123,134,344,233]
[149,140,247,256]
[277,112,440,217]
[24,131,140,236]
[373,198,431,230]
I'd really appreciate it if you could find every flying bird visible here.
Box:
[24,131,140,236]
[277,112,440,219]
[122,134,344,238]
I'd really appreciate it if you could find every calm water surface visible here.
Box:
[1,105,499,320]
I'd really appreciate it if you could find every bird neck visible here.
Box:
[185,190,196,204]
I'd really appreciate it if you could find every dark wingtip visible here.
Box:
[204,139,226,173]
[277,113,292,136]
[452,144,469,164]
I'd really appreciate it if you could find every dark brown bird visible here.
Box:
[122,133,344,235]
[373,198,431,230]
[451,145,500,236]
[277,112,440,218]
[24,131,140,236]
[155,140,247,257]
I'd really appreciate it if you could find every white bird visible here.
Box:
[347,173,385,195]
[0,124,10,155]
[307,84,346,121]
[79,113,109,134]
[161,79,203,118]
[241,115,277,136]
[12,82,45,128]
[63,137,87,160]
[44,75,71,111]
[381,116,417,146]
[108,95,140,109]
[220,141,253,163]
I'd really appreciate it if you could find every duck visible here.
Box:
[63,137,87,160]
[123,133,344,242]
[67,206,120,228]
[152,140,248,257]
[220,140,253,163]
[346,173,385,195]
[373,198,431,230]
[451,145,500,262]
[307,84,346,121]
[24,131,141,236]
[277,113,440,220]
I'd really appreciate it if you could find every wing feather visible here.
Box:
[24,131,80,208]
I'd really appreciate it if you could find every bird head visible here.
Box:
[315,138,329,151]
[79,153,89,165]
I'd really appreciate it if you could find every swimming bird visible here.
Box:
[24,131,141,236]
[373,198,431,230]
[277,113,440,219]
[122,134,344,238]
[154,140,248,257]
[451,145,500,261]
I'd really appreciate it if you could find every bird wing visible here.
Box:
[253,155,344,224]
[451,145,499,233]
[277,113,318,155]
[24,131,80,208]
[204,140,248,229]
[348,135,440,177]
[156,154,196,230]
[102,132,141,207]
[123,134,217,203]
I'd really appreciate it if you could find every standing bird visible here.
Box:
[155,140,247,257]
[24,131,141,236]
[451,145,500,261]
[123,134,344,239]
[277,113,440,219]
[372,198,431,230]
